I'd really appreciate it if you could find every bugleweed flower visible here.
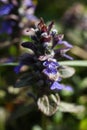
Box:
[0,20,15,34]
[16,18,73,89]
[0,0,38,36]
[0,0,8,3]
[0,1,18,36]
[19,0,38,23]
[0,3,13,16]
[15,18,75,116]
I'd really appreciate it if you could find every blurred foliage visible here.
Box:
[0,0,87,130]
[36,0,87,20]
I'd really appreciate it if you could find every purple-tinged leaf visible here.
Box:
[21,42,37,52]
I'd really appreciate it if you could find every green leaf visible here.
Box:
[53,111,63,123]
[0,61,87,67]
[32,125,42,130]
[79,77,87,89]
[79,118,87,130]
[9,46,18,56]
[59,102,85,114]
[37,93,60,116]
[0,63,18,66]
[59,66,75,78]
[21,35,32,42]
[59,60,87,67]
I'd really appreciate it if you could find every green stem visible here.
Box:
[0,63,18,66]
[41,114,48,130]
[0,60,87,67]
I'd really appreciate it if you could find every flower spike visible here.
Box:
[15,18,75,116]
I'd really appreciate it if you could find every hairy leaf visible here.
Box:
[59,66,75,78]
[37,93,60,116]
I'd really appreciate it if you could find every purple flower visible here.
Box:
[21,0,37,23]
[51,31,73,60]
[42,58,60,81]
[0,20,15,34]
[14,19,75,116]
[50,81,64,90]
[58,40,73,49]
[50,83,73,91]
[63,85,74,92]
[54,40,73,60]
[0,0,8,3]
[62,53,73,60]
[43,66,60,82]
[43,67,57,75]
[0,4,13,16]
[25,14,38,21]
[22,0,35,8]
[15,19,74,94]
[14,64,22,74]
[43,59,59,68]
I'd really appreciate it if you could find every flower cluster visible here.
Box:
[14,18,75,116]
[0,0,38,36]
[15,18,74,92]
[0,0,17,35]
